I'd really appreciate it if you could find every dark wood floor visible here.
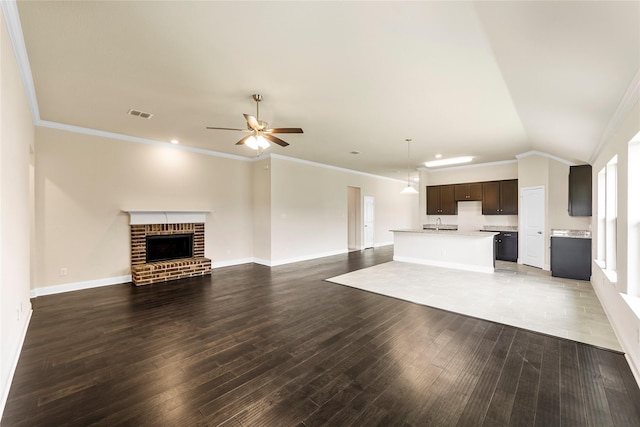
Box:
[3,246,640,426]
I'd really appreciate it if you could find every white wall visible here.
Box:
[252,157,271,263]
[270,156,418,264]
[34,127,254,290]
[591,99,640,381]
[0,8,35,415]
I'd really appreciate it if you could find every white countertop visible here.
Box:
[392,229,498,237]
[551,229,591,238]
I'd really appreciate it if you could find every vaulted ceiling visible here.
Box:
[15,1,640,179]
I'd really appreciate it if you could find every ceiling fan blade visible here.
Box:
[263,133,289,147]
[243,114,262,130]
[235,134,253,146]
[206,126,246,131]
[264,128,304,134]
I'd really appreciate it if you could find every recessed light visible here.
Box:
[424,156,474,168]
[435,154,442,159]
[170,139,179,145]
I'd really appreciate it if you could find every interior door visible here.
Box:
[364,196,375,249]
[521,186,545,268]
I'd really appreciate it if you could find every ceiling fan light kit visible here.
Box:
[245,135,270,150]
[206,94,303,151]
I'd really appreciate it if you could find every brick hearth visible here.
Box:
[130,223,211,286]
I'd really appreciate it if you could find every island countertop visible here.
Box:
[391,229,499,237]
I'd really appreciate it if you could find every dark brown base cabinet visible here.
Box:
[495,232,518,262]
[551,236,592,280]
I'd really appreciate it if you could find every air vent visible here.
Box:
[127,109,153,119]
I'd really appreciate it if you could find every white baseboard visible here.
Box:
[374,241,393,248]
[252,249,350,267]
[30,275,132,298]
[252,258,271,266]
[211,258,255,268]
[29,246,385,297]
[0,309,32,420]
[393,255,495,274]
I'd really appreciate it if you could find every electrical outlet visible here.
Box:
[59,267,68,276]
[16,308,20,321]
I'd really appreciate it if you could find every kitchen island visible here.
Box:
[392,229,498,274]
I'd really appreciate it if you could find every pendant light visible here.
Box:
[401,138,418,194]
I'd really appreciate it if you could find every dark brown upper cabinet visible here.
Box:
[426,185,457,215]
[454,182,483,201]
[482,179,518,215]
[569,164,592,216]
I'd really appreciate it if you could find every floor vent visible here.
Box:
[127,109,153,119]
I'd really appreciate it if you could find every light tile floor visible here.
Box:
[326,260,622,351]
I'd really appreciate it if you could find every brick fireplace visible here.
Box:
[126,211,212,286]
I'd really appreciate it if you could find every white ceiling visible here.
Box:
[14,1,640,180]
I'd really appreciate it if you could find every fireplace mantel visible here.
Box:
[123,210,210,225]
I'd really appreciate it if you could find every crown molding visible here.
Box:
[515,150,575,166]
[1,0,40,122]
[590,67,640,164]
[37,120,250,161]
[265,153,408,184]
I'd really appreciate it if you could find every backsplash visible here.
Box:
[425,201,517,232]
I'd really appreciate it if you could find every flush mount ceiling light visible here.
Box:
[400,139,419,195]
[170,139,179,145]
[424,156,474,168]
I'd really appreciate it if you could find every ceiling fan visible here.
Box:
[206,94,303,150]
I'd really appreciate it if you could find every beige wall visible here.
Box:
[270,156,418,264]
[518,154,591,268]
[33,128,419,281]
[1,9,35,410]
[34,127,254,288]
[252,157,271,263]
[547,159,591,232]
[419,161,519,228]
[590,99,640,380]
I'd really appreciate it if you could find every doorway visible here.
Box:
[364,196,375,249]
[347,186,362,251]
[520,186,545,269]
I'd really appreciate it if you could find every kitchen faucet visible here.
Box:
[436,217,441,231]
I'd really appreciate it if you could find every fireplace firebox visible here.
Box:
[146,233,193,263]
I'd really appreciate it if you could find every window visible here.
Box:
[605,156,618,274]
[596,156,617,284]
[597,168,606,262]
[628,132,640,296]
